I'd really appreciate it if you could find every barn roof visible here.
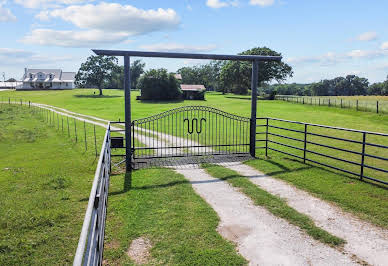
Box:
[180,84,206,92]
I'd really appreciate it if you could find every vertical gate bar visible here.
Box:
[124,55,132,171]
[250,59,258,158]
[360,132,366,180]
[303,124,307,163]
[265,118,269,157]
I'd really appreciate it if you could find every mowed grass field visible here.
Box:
[0,104,248,265]
[1,89,387,229]
[0,105,101,264]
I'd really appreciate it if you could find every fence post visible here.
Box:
[94,125,97,157]
[8,98,10,104]
[328,99,331,107]
[376,101,379,114]
[360,132,366,180]
[67,117,70,137]
[74,118,78,142]
[84,120,87,151]
[29,101,31,108]
[249,59,258,158]
[341,99,343,108]
[302,98,304,104]
[265,118,269,157]
[319,98,320,106]
[356,100,358,111]
[303,124,308,163]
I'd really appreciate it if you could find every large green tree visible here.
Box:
[220,47,293,94]
[107,59,145,90]
[137,68,182,100]
[75,55,118,95]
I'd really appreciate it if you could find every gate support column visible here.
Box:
[250,60,258,158]
[124,55,132,171]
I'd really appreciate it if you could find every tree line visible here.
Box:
[74,47,387,97]
[264,75,388,96]
[74,47,293,96]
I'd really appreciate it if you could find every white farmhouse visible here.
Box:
[20,68,76,90]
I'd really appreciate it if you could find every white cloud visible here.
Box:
[206,0,229,8]
[138,43,217,53]
[356,31,378,41]
[22,29,130,47]
[26,3,180,47]
[249,0,275,7]
[287,49,388,66]
[206,0,238,8]
[0,47,73,66]
[14,0,88,9]
[346,49,382,59]
[381,41,388,50]
[0,2,16,22]
[37,3,180,34]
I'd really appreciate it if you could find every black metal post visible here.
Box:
[124,55,132,171]
[303,124,307,163]
[360,132,366,180]
[377,101,379,114]
[341,99,343,108]
[250,60,258,158]
[356,100,358,111]
[265,118,269,157]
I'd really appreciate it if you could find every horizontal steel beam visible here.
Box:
[92,49,282,62]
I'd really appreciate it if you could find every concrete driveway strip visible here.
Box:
[175,167,357,266]
[221,162,388,266]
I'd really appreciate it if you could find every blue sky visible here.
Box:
[1,0,388,83]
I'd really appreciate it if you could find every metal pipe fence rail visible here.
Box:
[256,117,388,186]
[74,125,111,266]
[275,95,388,114]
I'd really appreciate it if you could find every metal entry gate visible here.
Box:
[131,106,250,159]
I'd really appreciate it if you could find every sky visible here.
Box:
[0,0,388,84]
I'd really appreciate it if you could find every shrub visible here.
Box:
[137,68,182,100]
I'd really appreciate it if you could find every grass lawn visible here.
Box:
[1,89,387,227]
[202,164,345,246]
[0,105,103,265]
[0,104,246,265]
[104,167,246,265]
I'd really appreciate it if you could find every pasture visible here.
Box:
[0,89,387,264]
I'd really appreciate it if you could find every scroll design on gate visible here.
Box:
[184,118,206,134]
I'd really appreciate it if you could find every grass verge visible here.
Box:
[245,156,388,228]
[202,163,345,247]
[103,167,247,265]
[0,105,104,264]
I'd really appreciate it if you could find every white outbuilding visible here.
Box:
[20,68,76,90]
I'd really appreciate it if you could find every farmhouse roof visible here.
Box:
[180,84,206,92]
[174,74,182,80]
[22,68,76,82]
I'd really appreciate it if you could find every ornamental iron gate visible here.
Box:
[131,106,250,159]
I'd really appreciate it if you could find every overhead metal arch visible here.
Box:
[92,49,282,171]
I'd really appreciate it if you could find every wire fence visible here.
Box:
[276,95,388,114]
[0,96,103,158]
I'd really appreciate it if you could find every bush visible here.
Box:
[137,68,182,100]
